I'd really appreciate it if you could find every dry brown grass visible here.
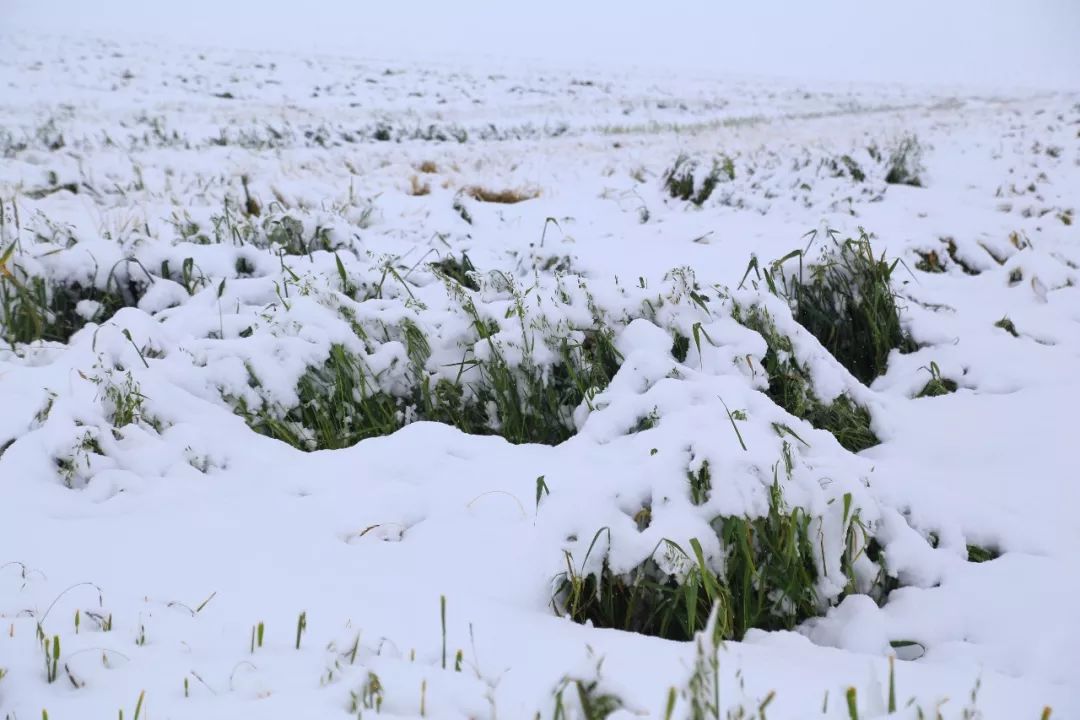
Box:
[408,175,431,196]
[417,160,439,174]
[464,186,540,204]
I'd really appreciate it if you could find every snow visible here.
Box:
[1,31,1079,720]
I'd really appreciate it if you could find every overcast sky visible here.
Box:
[7,0,1079,90]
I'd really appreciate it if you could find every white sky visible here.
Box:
[6,0,1079,90]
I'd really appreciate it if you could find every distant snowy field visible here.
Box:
[0,33,1078,720]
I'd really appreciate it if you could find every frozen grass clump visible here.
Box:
[555,480,883,642]
[663,154,735,206]
[170,204,348,256]
[236,334,620,448]
[771,230,915,385]
[262,214,336,255]
[732,304,878,452]
[430,252,480,291]
[915,361,958,398]
[465,186,539,204]
[0,246,144,345]
[233,296,623,449]
[994,316,1019,337]
[725,229,911,451]
[824,154,866,182]
[884,135,924,187]
[237,344,403,450]
[0,276,133,345]
[914,249,945,273]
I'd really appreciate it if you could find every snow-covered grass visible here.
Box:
[1,32,1079,720]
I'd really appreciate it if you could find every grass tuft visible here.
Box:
[822,153,867,183]
[465,186,539,204]
[550,675,623,720]
[687,460,711,506]
[236,312,623,449]
[671,332,690,363]
[554,479,848,642]
[915,362,957,398]
[966,544,999,563]
[431,252,480,291]
[942,237,980,275]
[408,175,432,196]
[914,250,944,273]
[732,304,879,452]
[238,344,401,451]
[774,230,915,384]
[453,197,473,224]
[994,316,1019,337]
[884,135,923,187]
[263,215,333,255]
[0,252,142,345]
[662,154,734,206]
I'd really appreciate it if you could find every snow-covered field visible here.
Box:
[1,32,1078,719]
